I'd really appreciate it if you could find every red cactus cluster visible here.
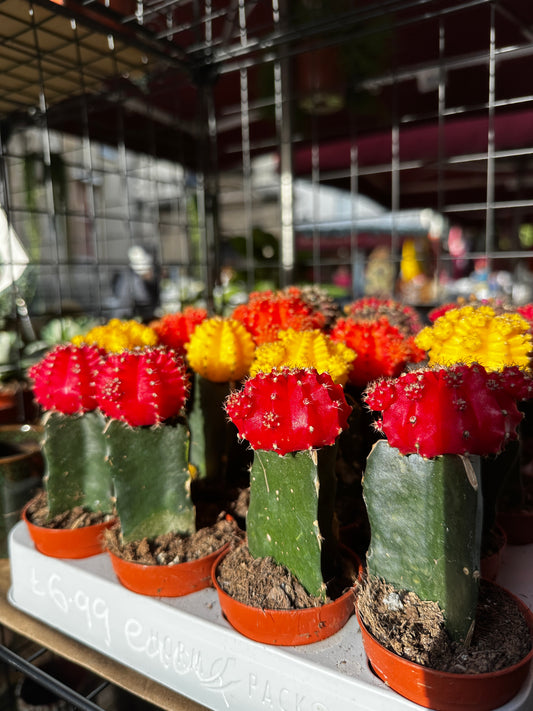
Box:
[232,289,326,345]
[151,307,208,355]
[364,364,533,458]
[225,367,352,456]
[96,347,190,427]
[344,297,423,336]
[330,316,425,388]
[29,344,104,415]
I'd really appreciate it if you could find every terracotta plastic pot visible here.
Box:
[108,542,230,597]
[497,508,533,545]
[0,424,43,557]
[356,582,533,711]
[212,547,360,646]
[22,503,115,559]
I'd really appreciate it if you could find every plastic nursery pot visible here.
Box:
[108,541,231,597]
[211,547,360,646]
[355,582,533,711]
[497,508,533,545]
[0,424,43,557]
[22,503,115,559]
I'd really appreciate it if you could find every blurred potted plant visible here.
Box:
[0,423,43,557]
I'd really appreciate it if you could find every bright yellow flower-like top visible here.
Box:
[250,328,355,386]
[185,317,255,382]
[72,318,158,354]
[415,305,532,372]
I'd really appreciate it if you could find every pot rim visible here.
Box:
[211,543,360,619]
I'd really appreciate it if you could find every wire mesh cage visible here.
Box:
[1,0,533,373]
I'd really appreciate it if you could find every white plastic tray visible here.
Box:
[8,520,533,711]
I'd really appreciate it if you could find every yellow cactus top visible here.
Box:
[250,328,356,386]
[72,318,158,354]
[415,305,532,371]
[185,317,255,382]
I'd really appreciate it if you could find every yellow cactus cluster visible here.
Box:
[185,317,255,382]
[415,304,532,372]
[250,328,355,386]
[72,318,158,353]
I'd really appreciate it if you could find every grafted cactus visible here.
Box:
[97,347,194,543]
[185,317,255,482]
[365,364,530,459]
[232,289,326,345]
[363,364,533,643]
[225,367,352,599]
[72,318,158,353]
[151,307,207,356]
[28,344,112,519]
[415,304,532,372]
[330,316,424,389]
[344,296,423,336]
[249,328,355,386]
[415,304,533,552]
[290,284,342,330]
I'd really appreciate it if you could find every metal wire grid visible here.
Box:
[0,0,532,329]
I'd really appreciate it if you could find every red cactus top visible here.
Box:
[151,307,208,355]
[344,297,423,336]
[225,367,352,456]
[330,316,425,388]
[28,344,104,415]
[364,364,533,458]
[232,289,326,345]
[96,347,190,427]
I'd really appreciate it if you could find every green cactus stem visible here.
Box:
[43,410,112,519]
[363,440,482,644]
[247,444,339,601]
[188,374,233,482]
[105,418,195,543]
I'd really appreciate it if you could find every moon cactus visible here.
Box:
[28,344,112,519]
[97,347,194,543]
[330,316,424,389]
[185,317,255,481]
[225,367,352,598]
[151,307,208,356]
[232,289,326,346]
[415,304,532,372]
[249,328,355,385]
[72,318,158,353]
[362,363,533,643]
[344,296,423,336]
